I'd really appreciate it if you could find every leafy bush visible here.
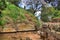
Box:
[0,0,6,10]
[53,10,60,18]
[41,7,60,22]
[41,7,50,22]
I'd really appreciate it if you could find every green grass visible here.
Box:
[0,2,40,27]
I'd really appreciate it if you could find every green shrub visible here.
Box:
[41,7,60,22]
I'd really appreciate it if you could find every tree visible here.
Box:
[41,7,55,22]
[7,0,20,6]
[0,0,6,10]
[41,7,49,22]
[56,1,60,10]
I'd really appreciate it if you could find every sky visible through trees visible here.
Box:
[18,0,58,10]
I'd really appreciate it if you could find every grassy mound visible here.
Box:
[0,2,40,32]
